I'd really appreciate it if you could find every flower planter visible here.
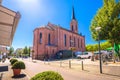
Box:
[13,69,21,76]
[12,61,25,76]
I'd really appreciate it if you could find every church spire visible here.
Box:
[72,6,76,20]
[70,6,78,33]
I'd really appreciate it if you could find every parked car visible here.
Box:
[107,51,113,58]
[56,50,72,59]
[101,50,113,59]
[74,51,82,57]
[77,52,92,59]
[94,51,113,60]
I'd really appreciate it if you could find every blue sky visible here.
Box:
[3,0,102,49]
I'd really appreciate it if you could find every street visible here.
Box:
[21,59,120,80]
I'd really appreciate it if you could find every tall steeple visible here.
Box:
[72,6,76,20]
[70,6,78,33]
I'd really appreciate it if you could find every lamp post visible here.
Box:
[95,27,102,74]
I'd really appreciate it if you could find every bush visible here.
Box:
[12,61,25,69]
[30,71,64,80]
[10,58,18,65]
[10,58,14,62]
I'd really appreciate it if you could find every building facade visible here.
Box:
[33,7,85,60]
[0,46,8,53]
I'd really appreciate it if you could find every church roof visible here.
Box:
[47,22,84,37]
[59,27,83,37]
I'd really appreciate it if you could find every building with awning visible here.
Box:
[0,0,21,46]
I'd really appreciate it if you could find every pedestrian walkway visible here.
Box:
[21,58,120,80]
[0,59,29,80]
[2,58,119,80]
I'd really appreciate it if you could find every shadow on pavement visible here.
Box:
[12,74,26,79]
[83,70,90,72]
[0,66,8,72]
[103,73,120,77]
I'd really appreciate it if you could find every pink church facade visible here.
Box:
[33,8,85,60]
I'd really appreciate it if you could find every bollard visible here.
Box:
[44,59,45,64]
[60,61,62,67]
[69,60,71,68]
[48,59,50,65]
[81,61,84,70]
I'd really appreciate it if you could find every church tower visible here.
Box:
[70,6,78,33]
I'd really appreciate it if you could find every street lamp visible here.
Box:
[95,27,102,74]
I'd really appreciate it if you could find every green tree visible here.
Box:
[86,41,112,51]
[17,49,23,57]
[86,44,98,51]
[8,47,14,56]
[28,47,31,57]
[101,41,112,50]
[90,0,120,59]
[90,0,120,45]
[86,45,95,51]
[23,46,28,56]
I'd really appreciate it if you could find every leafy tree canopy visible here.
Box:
[90,0,120,45]
[86,41,112,51]
[9,47,14,56]
[23,46,28,54]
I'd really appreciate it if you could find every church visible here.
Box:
[33,7,85,60]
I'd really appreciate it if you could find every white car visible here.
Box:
[77,52,93,59]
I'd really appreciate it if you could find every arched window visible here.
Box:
[70,36,71,47]
[40,33,42,43]
[64,34,67,46]
[72,26,73,31]
[81,39,82,48]
[48,33,51,45]
[53,50,54,54]
[78,38,79,48]
[74,37,75,47]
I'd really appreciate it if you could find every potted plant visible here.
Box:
[12,61,25,76]
[10,58,18,65]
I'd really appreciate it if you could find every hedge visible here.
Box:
[31,71,64,80]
